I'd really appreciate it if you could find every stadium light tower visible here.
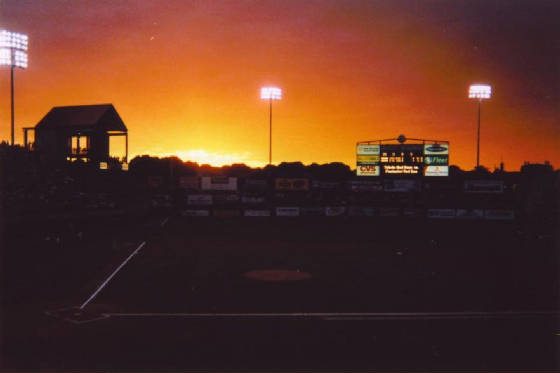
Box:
[468,83,491,169]
[1,30,28,146]
[260,86,282,165]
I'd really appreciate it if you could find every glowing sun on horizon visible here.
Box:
[167,149,266,167]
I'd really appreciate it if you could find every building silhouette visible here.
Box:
[26,104,128,164]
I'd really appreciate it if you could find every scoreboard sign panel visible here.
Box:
[357,164,380,176]
[356,142,449,177]
[356,144,380,176]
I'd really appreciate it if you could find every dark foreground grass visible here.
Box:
[2,215,558,371]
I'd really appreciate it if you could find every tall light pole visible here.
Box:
[1,30,28,146]
[260,86,282,165]
[468,84,491,169]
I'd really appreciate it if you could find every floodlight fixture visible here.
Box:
[468,84,491,99]
[468,83,492,169]
[260,86,283,165]
[260,86,282,100]
[1,29,28,146]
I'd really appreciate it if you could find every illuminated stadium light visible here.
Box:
[468,84,491,99]
[260,86,283,165]
[260,86,282,100]
[1,29,28,146]
[468,83,492,168]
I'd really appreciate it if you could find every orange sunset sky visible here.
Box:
[1,0,558,169]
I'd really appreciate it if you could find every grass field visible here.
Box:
[2,214,559,370]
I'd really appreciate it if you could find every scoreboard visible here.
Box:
[357,143,449,177]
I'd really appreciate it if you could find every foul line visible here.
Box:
[79,241,146,310]
[161,217,169,227]
[105,311,559,320]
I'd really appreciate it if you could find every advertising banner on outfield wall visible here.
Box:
[464,180,504,193]
[181,209,210,217]
[456,209,484,219]
[403,208,423,217]
[244,209,271,217]
[379,207,400,217]
[427,209,456,219]
[484,209,515,220]
[275,178,309,191]
[243,179,268,191]
[311,180,341,190]
[383,179,421,192]
[213,194,239,204]
[276,207,300,216]
[187,194,213,205]
[179,176,200,190]
[348,206,376,216]
[325,206,346,216]
[241,196,266,204]
[301,207,325,216]
[201,176,238,191]
[213,209,241,217]
[349,180,383,192]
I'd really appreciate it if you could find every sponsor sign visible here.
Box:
[187,194,213,206]
[301,207,325,216]
[403,208,423,217]
[356,154,380,164]
[311,180,341,190]
[357,144,380,155]
[243,179,268,191]
[276,207,300,217]
[181,209,210,217]
[424,165,449,177]
[357,165,380,176]
[275,178,309,191]
[179,176,200,190]
[213,209,241,217]
[379,207,400,217]
[464,180,504,193]
[201,176,237,191]
[356,144,381,176]
[456,209,484,219]
[244,209,271,217]
[424,155,449,166]
[213,194,240,204]
[241,196,266,204]
[348,206,375,216]
[325,206,346,216]
[424,143,449,155]
[349,180,383,192]
[383,179,421,192]
[427,209,456,219]
[484,209,515,220]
